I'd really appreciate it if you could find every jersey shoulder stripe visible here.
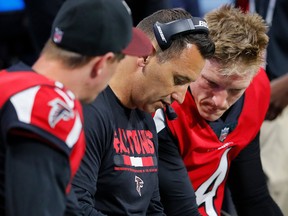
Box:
[0,69,84,154]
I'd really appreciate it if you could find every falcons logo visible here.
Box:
[48,98,75,128]
[135,176,144,196]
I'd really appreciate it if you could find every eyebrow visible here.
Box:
[174,74,194,83]
[202,74,249,90]
[202,74,216,84]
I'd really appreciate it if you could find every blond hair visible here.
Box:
[205,5,269,76]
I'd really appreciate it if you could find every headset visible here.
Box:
[153,17,209,51]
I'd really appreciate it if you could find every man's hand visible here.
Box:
[266,73,288,120]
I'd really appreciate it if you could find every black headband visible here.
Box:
[153,17,209,50]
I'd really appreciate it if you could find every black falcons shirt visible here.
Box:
[72,86,165,216]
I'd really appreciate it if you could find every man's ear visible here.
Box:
[137,56,149,67]
[91,52,114,78]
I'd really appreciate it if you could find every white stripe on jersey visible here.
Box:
[66,112,82,148]
[10,86,40,123]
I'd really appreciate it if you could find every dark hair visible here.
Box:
[137,8,215,63]
[112,52,126,62]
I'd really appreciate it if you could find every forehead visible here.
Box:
[168,44,205,79]
[202,60,253,88]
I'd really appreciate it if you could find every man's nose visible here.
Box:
[171,85,189,104]
[212,89,228,107]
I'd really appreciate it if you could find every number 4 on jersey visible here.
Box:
[195,148,231,216]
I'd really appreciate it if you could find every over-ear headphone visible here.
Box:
[153,17,209,50]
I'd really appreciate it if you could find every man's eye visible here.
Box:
[229,89,242,94]
[206,80,218,88]
[174,77,188,85]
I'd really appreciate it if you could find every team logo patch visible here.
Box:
[53,27,63,43]
[48,98,74,128]
[135,176,144,196]
[219,127,230,142]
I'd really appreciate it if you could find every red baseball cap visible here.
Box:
[122,28,153,57]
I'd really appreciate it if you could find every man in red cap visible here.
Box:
[0,0,153,215]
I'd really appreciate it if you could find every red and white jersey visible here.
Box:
[0,67,85,192]
[165,68,270,215]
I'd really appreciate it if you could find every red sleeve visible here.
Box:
[5,85,83,155]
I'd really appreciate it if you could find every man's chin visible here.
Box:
[200,111,222,122]
[141,105,160,114]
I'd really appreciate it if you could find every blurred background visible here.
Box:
[0,0,235,69]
